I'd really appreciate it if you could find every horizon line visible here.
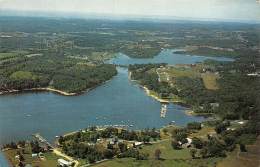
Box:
[1,9,260,24]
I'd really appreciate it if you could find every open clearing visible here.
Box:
[217,136,260,167]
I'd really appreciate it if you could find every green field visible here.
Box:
[94,138,221,167]
[4,146,60,167]
[217,137,260,167]
[201,73,219,90]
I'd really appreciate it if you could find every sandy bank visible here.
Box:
[0,88,76,96]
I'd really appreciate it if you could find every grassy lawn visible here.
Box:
[157,66,198,83]
[157,65,219,92]
[94,156,221,167]
[92,126,223,167]
[4,146,60,167]
[140,140,191,160]
[217,137,260,167]
[167,67,198,78]
[201,73,219,90]
[0,52,19,61]
[93,136,219,167]
[0,51,29,59]
[94,158,192,167]
[189,126,216,139]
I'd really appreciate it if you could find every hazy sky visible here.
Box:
[1,0,260,21]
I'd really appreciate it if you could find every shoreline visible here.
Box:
[128,71,170,103]
[0,88,77,96]
[142,86,170,103]
[128,71,196,110]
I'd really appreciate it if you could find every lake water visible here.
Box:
[108,49,234,65]
[0,67,204,144]
[0,152,9,167]
[0,50,233,166]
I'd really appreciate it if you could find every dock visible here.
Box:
[32,133,54,150]
[160,103,167,118]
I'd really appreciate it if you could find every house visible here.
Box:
[210,103,219,109]
[31,153,38,158]
[181,138,193,148]
[108,137,118,145]
[58,159,73,167]
[38,152,44,159]
[238,121,244,125]
[133,141,143,147]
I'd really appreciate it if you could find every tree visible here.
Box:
[58,136,64,144]
[171,140,181,150]
[89,126,97,131]
[18,161,25,167]
[206,138,226,157]
[200,148,208,158]
[192,137,203,149]
[175,131,188,143]
[103,149,114,159]
[154,149,161,160]
[162,128,168,135]
[87,154,96,163]
[142,135,150,144]
[30,141,41,153]
[19,154,25,162]
[187,122,202,130]
[10,142,18,149]
[137,153,149,160]
[118,142,127,153]
[240,144,247,152]
[190,149,197,159]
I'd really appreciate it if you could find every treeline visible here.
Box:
[60,127,160,144]
[121,44,161,58]
[0,54,117,94]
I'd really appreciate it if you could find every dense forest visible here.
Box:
[0,53,117,94]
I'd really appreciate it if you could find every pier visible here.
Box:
[160,103,167,118]
[32,133,54,150]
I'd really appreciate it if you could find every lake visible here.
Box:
[0,67,204,144]
[0,50,233,144]
[108,49,234,65]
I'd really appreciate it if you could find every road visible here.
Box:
[53,148,79,167]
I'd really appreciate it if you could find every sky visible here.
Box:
[0,0,260,21]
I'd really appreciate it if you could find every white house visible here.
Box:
[58,159,73,167]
